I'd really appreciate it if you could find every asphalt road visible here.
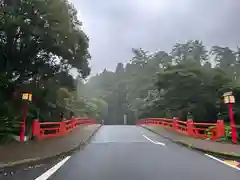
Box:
[1,125,240,180]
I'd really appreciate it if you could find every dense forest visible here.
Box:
[84,40,240,125]
[0,0,106,143]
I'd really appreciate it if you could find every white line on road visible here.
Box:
[35,156,71,180]
[143,134,166,146]
[205,154,240,171]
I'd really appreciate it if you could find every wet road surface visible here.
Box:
[1,125,240,180]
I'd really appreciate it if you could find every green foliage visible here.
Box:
[156,63,233,121]
[217,126,232,142]
[65,77,108,123]
[84,40,240,126]
[0,0,91,142]
[205,126,217,140]
[171,40,208,65]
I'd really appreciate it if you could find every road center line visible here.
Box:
[35,156,71,180]
[143,134,166,146]
[205,154,240,171]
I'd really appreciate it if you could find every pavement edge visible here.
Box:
[141,125,240,159]
[0,124,102,168]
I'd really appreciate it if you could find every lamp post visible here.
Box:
[20,92,32,142]
[223,91,237,144]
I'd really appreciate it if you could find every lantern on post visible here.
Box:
[223,91,237,144]
[20,92,32,142]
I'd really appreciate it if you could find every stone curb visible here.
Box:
[0,125,102,168]
[141,126,240,159]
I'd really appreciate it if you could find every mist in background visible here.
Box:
[70,0,240,74]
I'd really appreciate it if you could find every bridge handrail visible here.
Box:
[136,118,225,140]
[32,117,97,140]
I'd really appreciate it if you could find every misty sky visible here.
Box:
[70,0,240,74]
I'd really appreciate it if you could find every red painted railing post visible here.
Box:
[173,120,178,130]
[187,120,194,136]
[60,121,67,136]
[216,120,225,139]
[32,119,40,139]
[71,119,76,129]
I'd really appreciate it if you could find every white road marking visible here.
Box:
[143,134,166,146]
[35,156,71,180]
[143,134,156,143]
[205,154,240,171]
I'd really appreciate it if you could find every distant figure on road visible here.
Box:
[60,112,64,121]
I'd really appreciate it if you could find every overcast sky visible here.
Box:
[70,0,240,74]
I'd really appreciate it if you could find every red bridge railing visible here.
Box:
[32,117,97,140]
[136,118,225,140]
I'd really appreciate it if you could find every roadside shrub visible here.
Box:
[205,126,216,140]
